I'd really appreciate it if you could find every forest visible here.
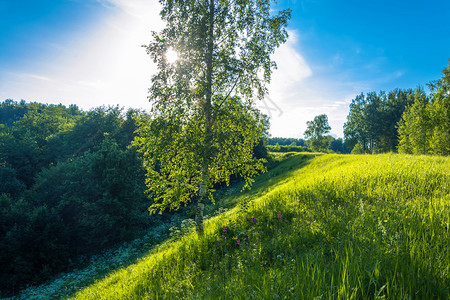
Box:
[344,60,450,155]
[0,103,155,294]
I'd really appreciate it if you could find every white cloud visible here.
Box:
[0,0,164,110]
[262,31,352,138]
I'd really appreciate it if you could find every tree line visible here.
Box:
[0,101,155,296]
[343,59,449,155]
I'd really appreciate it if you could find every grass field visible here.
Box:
[14,153,450,299]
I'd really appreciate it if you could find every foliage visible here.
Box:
[398,60,450,155]
[304,114,331,151]
[267,137,306,147]
[351,143,365,154]
[57,153,449,300]
[0,101,154,296]
[135,96,268,214]
[344,89,414,153]
[267,144,311,153]
[345,59,450,155]
[140,0,291,232]
[328,137,349,153]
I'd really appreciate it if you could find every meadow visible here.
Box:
[12,153,450,299]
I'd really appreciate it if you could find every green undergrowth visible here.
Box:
[18,153,450,299]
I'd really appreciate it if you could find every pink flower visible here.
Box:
[277,212,282,219]
[237,239,240,245]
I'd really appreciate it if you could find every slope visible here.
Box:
[15,152,448,299]
[71,153,449,299]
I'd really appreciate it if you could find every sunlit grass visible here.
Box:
[13,153,450,299]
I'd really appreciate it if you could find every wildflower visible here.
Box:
[257,231,260,234]
[244,238,247,241]
[384,220,388,223]
[252,217,256,222]
[277,212,282,219]
[223,228,227,233]
[237,240,241,245]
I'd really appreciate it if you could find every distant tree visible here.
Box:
[139,0,291,233]
[267,137,306,146]
[427,60,450,155]
[351,143,365,154]
[382,89,414,151]
[344,93,368,152]
[397,88,431,154]
[329,137,348,153]
[344,90,413,153]
[304,114,331,151]
[398,60,450,155]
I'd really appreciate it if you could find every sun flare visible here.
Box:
[166,49,178,64]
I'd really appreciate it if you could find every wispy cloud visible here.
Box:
[0,0,163,109]
[263,30,354,138]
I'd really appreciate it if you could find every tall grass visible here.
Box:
[13,153,450,299]
[71,153,449,299]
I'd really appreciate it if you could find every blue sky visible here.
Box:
[1,0,449,138]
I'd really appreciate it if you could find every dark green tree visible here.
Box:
[344,90,413,153]
[344,93,368,152]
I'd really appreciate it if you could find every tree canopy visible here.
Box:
[343,89,414,153]
[0,101,154,295]
[139,0,291,232]
[398,60,450,155]
[304,114,331,152]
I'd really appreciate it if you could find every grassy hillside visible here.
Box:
[17,153,450,299]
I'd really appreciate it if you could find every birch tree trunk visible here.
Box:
[195,0,214,233]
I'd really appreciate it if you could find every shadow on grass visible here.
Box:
[206,152,319,214]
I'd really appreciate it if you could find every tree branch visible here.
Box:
[212,72,241,122]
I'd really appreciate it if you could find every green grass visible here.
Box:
[16,153,450,299]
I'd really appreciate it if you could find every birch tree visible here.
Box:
[137,0,291,232]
